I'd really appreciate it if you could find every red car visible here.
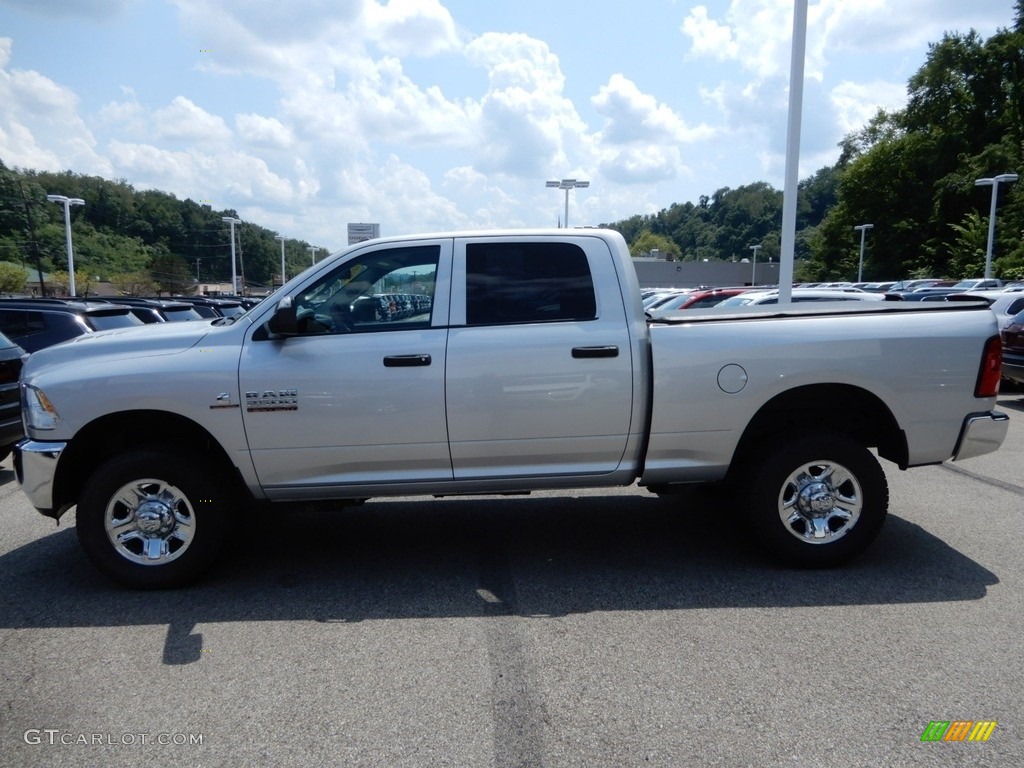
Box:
[652,288,750,311]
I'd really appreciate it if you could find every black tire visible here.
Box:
[76,449,234,589]
[742,433,888,567]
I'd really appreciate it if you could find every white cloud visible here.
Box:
[152,96,232,144]
[681,5,740,62]
[235,113,293,149]
[108,141,294,206]
[830,79,908,134]
[465,32,590,178]
[0,38,111,174]
[362,0,462,57]
[0,0,135,20]
[592,74,714,145]
[598,145,684,184]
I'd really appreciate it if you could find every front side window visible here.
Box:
[293,245,439,334]
[465,242,596,326]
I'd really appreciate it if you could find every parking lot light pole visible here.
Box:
[854,223,873,282]
[749,244,761,285]
[307,246,317,265]
[222,217,241,294]
[46,194,85,296]
[546,178,589,228]
[275,235,287,287]
[975,173,1019,280]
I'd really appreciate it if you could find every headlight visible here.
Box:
[22,384,61,431]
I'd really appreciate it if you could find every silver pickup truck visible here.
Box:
[14,229,1008,588]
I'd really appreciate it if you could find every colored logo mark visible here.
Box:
[920,721,997,742]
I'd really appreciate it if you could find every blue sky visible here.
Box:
[0,0,1013,251]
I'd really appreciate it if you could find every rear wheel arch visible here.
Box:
[729,383,908,474]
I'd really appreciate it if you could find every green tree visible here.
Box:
[149,253,194,296]
[48,270,70,295]
[110,272,158,296]
[629,231,681,260]
[0,262,26,294]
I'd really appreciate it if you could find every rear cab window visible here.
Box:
[465,242,597,326]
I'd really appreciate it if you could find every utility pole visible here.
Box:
[18,181,47,296]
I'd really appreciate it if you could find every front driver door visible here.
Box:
[240,239,453,497]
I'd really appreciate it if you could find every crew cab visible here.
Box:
[14,230,1008,588]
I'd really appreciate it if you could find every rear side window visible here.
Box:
[465,242,596,325]
[0,309,46,340]
[85,311,144,331]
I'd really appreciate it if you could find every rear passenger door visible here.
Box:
[445,236,634,480]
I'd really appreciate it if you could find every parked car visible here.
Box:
[0,299,144,353]
[168,296,247,318]
[93,297,206,323]
[711,289,887,308]
[1000,308,1024,389]
[650,288,749,311]
[952,278,1004,291]
[888,288,963,302]
[0,330,27,462]
[960,291,1024,328]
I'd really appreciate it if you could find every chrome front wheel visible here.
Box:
[104,478,196,566]
[77,449,232,589]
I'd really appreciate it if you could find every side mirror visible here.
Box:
[267,296,298,336]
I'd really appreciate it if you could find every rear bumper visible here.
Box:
[14,439,67,518]
[952,411,1009,462]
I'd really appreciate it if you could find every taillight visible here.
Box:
[976,335,1002,397]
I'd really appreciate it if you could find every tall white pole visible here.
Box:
[854,224,873,282]
[776,0,808,305]
[222,217,241,294]
[46,195,84,297]
[750,244,762,285]
[275,235,287,287]
[976,174,1018,280]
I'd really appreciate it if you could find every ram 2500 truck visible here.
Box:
[14,229,1008,588]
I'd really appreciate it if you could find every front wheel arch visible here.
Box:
[51,410,248,518]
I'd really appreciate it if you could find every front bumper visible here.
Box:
[14,438,67,518]
[952,411,1009,462]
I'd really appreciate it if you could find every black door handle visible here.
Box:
[383,354,432,367]
[571,346,619,359]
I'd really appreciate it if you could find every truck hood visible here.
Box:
[23,321,217,377]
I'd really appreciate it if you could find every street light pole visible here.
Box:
[275,235,287,287]
[749,244,762,285]
[853,224,873,282]
[975,173,1019,280]
[545,178,590,228]
[46,194,85,296]
[307,246,317,265]
[222,217,241,294]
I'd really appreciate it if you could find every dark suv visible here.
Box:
[0,330,27,461]
[91,296,207,323]
[0,299,143,353]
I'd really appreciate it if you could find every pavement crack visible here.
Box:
[478,531,545,768]
[939,462,1024,496]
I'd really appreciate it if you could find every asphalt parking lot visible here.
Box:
[1,392,1022,767]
